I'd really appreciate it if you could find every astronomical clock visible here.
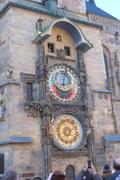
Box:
[24,17,92,176]
[47,64,80,103]
[45,61,88,151]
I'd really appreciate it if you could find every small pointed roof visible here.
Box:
[86,0,118,20]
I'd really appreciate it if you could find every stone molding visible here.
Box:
[92,89,112,93]
[0,1,102,29]
[0,79,20,88]
[52,148,88,157]
[21,73,37,83]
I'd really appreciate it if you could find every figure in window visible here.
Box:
[48,43,55,53]
[64,46,71,56]
[57,35,62,42]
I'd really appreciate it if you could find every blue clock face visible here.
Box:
[47,65,80,102]
[55,72,71,92]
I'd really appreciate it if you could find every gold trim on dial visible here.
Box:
[52,114,83,150]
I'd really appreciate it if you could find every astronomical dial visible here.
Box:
[47,65,80,102]
[52,114,83,150]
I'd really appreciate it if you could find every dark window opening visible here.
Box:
[27,83,33,101]
[104,54,110,89]
[0,153,4,174]
[48,43,55,53]
[64,46,71,56]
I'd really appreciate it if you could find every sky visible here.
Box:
[95,0,120,20]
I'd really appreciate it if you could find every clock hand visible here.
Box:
[63,67,68,86]
[62,73,66,86]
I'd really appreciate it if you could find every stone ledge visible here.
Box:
[103,135,120,142]
[0,79,20,87]
[92,89,112,93]
[52,148,88,157]
[0,136,32,145]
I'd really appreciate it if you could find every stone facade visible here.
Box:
[0,0,120,179]
[58,0,86,14]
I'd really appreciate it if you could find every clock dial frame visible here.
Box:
[52,114,83,150]
[47,65,80,102]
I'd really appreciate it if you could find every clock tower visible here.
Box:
[1,0,120,179]
[31,17,92,178]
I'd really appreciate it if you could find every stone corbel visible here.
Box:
[21,73,37,83]
[24,101,53,118]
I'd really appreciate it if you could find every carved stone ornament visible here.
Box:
[24,102,41,117]
[79,71,87,84]
[24,101,53,118]
[105,37,120,45]
[56,49,65,58]
[36,64,48,80]
[6,66,13,79]
[36,18,43,33]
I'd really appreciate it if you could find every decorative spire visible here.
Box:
[89,0,96,5]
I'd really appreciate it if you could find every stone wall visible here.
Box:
[88,12,120,123]
[0,9,11,79]
[0,7,46,178]
[88,14,120,34]
[104,142,120,165]
[52,154,88,176]
[0,5,106,173]
[83,26,106,90]
[58,0,86,14]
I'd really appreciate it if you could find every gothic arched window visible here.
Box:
[102,46,111,90]
[104,54,110,88]
[66,165,75,180]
